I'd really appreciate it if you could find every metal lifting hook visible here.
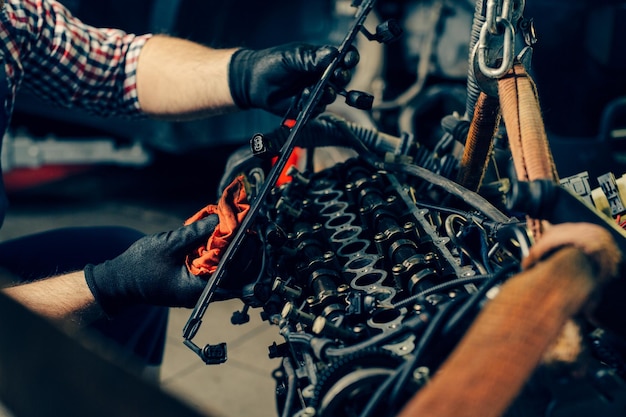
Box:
[476,0,525,80]
[182,0,384,365]
[477,15,515,79]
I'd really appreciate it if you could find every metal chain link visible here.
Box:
[477,0,525,79]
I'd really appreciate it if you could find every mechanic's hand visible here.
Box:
[84,215,219,315]
[228,43,360,117]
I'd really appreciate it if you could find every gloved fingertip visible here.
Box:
[193,213,220,235]
[321,85,337,105]
[332,67,352,87]
[175,214,220,253]
[343,46,360,68]
[315,45,338,67]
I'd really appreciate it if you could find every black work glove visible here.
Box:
[84,215,219,315]
[228,43,360,117]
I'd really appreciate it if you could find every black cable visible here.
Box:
[479,227,494,275]
[385,161,511,223]
[442,262,519,335]
[356,362,403,417]
[323,313,430,358]
[387,298,466,410]
[413,200,474,218]
[280,358,297,417]
[392,274,492,310]
[358,264,519,416]
[357,300,461,417]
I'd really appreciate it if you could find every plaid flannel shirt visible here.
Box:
[0,0,151,119]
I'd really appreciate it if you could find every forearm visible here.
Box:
[1,271,102,325]
[136,35,239,119]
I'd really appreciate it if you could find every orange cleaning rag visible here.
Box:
[184,176,250,275]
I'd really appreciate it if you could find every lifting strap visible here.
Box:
[456,64,559,190]
[456,92,501,192]
[498,63,559,184]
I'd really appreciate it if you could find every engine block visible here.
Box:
[245,156,515,417]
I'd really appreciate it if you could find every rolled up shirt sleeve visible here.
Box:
[0,0,152,118]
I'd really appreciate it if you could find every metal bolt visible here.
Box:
[413,366,430,385]
[423,252,435,262]
[272,278,302,299]
[281,302,316,326]
[312,317,356,340]
[337,284,350,293]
